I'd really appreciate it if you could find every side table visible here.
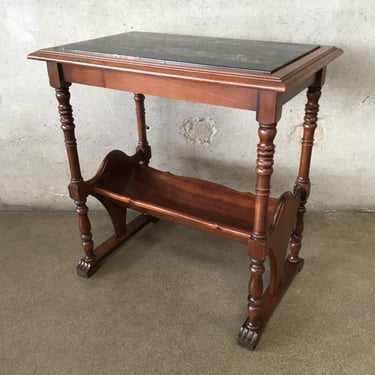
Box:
[28,32,343,350]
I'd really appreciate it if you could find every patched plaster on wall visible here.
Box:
[181,117,217,145]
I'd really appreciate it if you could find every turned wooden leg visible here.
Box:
[134,93,151,165]
[55,86,158,278]
[75,200,97,276]
[238,257,265,349]
[289,85,321,263]
[238,118,277,350]
[55,84,97,276]
[289,205,305,263]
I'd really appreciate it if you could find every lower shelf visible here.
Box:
[86,150,279,244]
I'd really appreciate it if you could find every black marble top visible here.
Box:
[54,32,319,74]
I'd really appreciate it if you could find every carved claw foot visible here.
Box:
[76,257,99,278]
[237,319,260,351]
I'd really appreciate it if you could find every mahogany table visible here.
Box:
[28,32,343,350]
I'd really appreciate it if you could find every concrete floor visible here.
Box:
[0,210,374,375]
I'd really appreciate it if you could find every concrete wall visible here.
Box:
[1,1,374,211]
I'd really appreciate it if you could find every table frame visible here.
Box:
[28,39,342,350]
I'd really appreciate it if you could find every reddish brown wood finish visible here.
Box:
[55,84,96,271]
[134,93,151,164]
[28,35,342,350]
[289,83,322,264]
[85,150,278,244]
[238,257,304,350]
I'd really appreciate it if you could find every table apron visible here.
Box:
[61,63,259,111]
